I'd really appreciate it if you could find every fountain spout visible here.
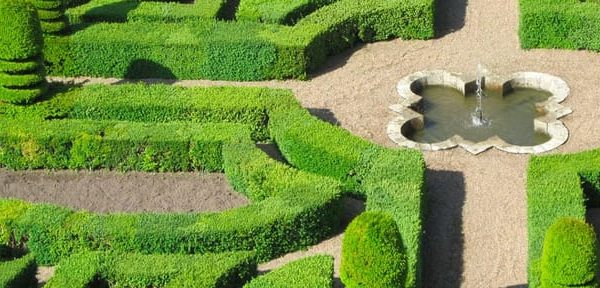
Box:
[472,64,489,126]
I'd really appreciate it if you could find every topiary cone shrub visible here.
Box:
[0,0,47,104]
[540,217,600,288]
[31,0,68,34]
[341,211,407,288]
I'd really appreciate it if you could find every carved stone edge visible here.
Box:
[388,70,572,155]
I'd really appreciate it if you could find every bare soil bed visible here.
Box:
[0,169,248,213]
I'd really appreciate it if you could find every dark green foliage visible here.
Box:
[0,254,37,288]
[0,0,47,104]
[540,218,599,288]
[341,211,407,288]
[45,0,434,80]
[31,0,69,34]
[527,149,600,287]
[236,0,338,24]
[46,251,256,288]
[519,0,600,51]
[244,255,334,288]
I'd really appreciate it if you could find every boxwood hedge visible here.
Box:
[0,254,37,288]
[46,251,256,288]
[0,0,47,104]
[519,0,600,51]
[244,255,334,288]
[527,148,600,287]
[236,0,338,25]
[0,83,425,287]
[45,0,435,80]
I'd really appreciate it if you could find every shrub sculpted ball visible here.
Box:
[341,211,407,288]
[0,0,47,104]
[541,217,599,288]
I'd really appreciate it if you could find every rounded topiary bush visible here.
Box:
[31,0,68,34]
[340,211,407,288]
[541,217,599,288]
[0,0,47,104]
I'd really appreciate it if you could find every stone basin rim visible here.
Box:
[387,70,572,154]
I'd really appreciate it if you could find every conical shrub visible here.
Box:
[0,0,47,104]
[31,0,68,34]
[341,211,407,288]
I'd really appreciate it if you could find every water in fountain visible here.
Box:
[471,64,490,127]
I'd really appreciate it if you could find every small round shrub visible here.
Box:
[0,0,47,104]
[540,217,599,288]
[340,211,407,288]
[31,0,68,34]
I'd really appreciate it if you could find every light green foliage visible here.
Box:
[0,0,47,104]
[244,255,334,288]
[236,0,338,24]
[520,0,600,51]
[540,218,599,288]
[527,149,600,287]
[46,251,256,288]
[31,0,68,34]
[0,254,37,288]
[341,211,407,288]
[0,199,30,244]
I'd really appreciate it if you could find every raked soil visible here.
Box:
[10,0,600,286]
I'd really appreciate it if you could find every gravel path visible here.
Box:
[17,0,600,286]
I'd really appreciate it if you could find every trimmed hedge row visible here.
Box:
[269,106,426,287]
[65,84,296,141]
[0,254,37,288]
[45,0,434,80]
[244,255,334,288]
[0,119,248,171]
[236,0,338,24]
[527,148,600,287]
[46,251,256,288]
[0,0,47,104]
[1,141,342,264]
[519,0,600,51]
[67,0,228,26]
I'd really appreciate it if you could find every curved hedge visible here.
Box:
[45,0,434,80]
[0,0,47,104]
[0,83,425,287]
[527,148,600,287]
[341,211,407,288]
[540,217,599,288]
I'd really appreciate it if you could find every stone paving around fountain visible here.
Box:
[45,0,600,286]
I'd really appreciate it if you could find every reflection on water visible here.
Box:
[408,85,551,146]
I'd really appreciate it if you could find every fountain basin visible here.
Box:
[388,70,572,154]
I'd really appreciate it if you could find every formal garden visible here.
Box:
[1,0,600,287]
